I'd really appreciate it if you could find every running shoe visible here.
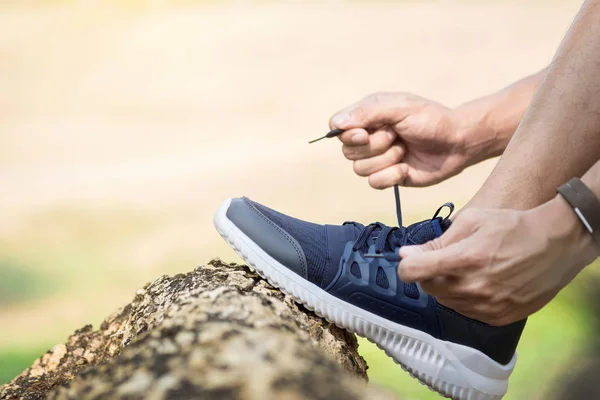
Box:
[213,187,525,400]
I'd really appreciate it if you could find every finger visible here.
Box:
[330,92,418,130]
[398,241,470,282]
[353,143,405,177]
[367,163,410,189]
[399,212,479,258]
[419,276,463,298]
[337,128,370,146]
[342,127,396,161]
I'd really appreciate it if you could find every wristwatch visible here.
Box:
[557,177,600,247]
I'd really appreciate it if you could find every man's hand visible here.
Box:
[329,92,495,188]
[398,196,598,326]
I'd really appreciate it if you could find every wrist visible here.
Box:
[452,98,510,167]
[534,195,599,263]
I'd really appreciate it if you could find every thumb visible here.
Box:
[398,213,479,282]
[330,92,419,130]
[399,237,444,258]
[398,240,469,282]
[400,210,477,258]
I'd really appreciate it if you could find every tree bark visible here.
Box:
[0,259,396,400]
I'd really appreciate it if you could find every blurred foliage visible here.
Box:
[0,346,54,385]
[0,261,57,306]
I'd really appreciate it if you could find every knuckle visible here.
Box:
[390,165,406,185]
[509,291,533,306]
[459,208,479,224]
[342,145,359,160]
[465,249,487,267]
[464,283,481,297]
[479,282,495,299]
[390,145,403,163]
[385,146,403,165]
[462,251,480,267]
[368,176,386,190]
[453,284,472,297]
[469,280,494,298]
[370,136,390,154]
[353,161,370,177]
[338,132,354,144]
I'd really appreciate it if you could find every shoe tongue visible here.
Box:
[406,218,446,245]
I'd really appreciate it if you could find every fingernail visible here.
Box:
[351,131,368,144]
[331,112,350,128]
[400,245,422,257]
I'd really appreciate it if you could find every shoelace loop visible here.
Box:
[347,185,454,261]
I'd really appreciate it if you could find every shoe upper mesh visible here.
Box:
[375,267,390,289]
[407,220,438,245]
[251,201,444,298]
[252,202,328,286]
[404,283,420,299]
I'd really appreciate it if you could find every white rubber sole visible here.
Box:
[214,198,515,400]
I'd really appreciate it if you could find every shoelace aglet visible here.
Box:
[308,128,345,144]
[308,136,327,144]
[364,253,401,261]
[364,253,385,258]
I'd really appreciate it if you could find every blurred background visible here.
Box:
[0,0,594,399]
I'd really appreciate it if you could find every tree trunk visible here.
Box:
[0,259,397,400]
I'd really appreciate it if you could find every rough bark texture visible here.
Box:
[1,259,396,400]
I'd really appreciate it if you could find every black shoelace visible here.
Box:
[346,185,453,262]
[308,130,452,262]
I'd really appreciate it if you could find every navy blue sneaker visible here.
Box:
[214,188,525,400]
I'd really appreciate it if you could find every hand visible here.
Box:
[329,92,484,188]
[397,196,598,326]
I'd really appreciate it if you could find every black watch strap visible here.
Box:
[557,177,600,247]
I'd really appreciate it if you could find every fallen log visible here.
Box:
[0,259,397,400]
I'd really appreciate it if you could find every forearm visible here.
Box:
[454,70,545,165]
[469,0,600,210]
